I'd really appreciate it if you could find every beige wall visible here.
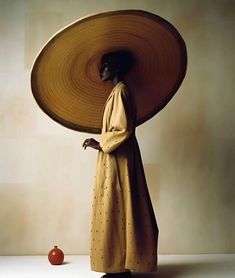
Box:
[0,0,234,255]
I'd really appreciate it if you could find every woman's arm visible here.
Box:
[99,88,134,153]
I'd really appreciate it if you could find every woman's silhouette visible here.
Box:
[83,50,158,278]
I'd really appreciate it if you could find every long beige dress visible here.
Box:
[90,81,158,273]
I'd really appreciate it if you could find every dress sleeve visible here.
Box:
[99,88,134,154]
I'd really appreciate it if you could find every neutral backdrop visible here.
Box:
[0,0,234,255]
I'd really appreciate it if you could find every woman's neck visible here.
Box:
[112,75,123,86]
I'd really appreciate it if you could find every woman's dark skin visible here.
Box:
[82,60,123,151]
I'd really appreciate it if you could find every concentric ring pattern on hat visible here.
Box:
[31,10,187,133]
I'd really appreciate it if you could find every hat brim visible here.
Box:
[31,10,187,133]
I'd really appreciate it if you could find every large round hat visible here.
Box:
[31,10,187,133]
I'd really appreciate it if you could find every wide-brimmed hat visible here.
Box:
[31,10,187,133]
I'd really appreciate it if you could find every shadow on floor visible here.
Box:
[62,261,71,265]
[131,260,235,277]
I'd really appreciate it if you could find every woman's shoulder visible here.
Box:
[113,82,130,97]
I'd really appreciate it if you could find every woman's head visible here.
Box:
[99,50,135,82]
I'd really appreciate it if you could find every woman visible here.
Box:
[31,10,186,278]
[83,50,158,278]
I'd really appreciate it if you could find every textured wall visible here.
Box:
[0,0,234,255]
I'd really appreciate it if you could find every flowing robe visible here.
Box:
[90,82,158,273]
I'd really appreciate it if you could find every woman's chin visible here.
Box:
[100,77,109,82]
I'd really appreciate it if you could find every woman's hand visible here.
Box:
[83,138,101,150]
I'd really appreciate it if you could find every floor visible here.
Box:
[0,254,235,278]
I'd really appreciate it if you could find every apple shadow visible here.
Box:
[62,261,71,265]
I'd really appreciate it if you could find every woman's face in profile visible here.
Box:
[99,50,133,82]
[99,61,115,82]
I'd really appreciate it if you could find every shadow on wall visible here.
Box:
[132,260,235,277]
